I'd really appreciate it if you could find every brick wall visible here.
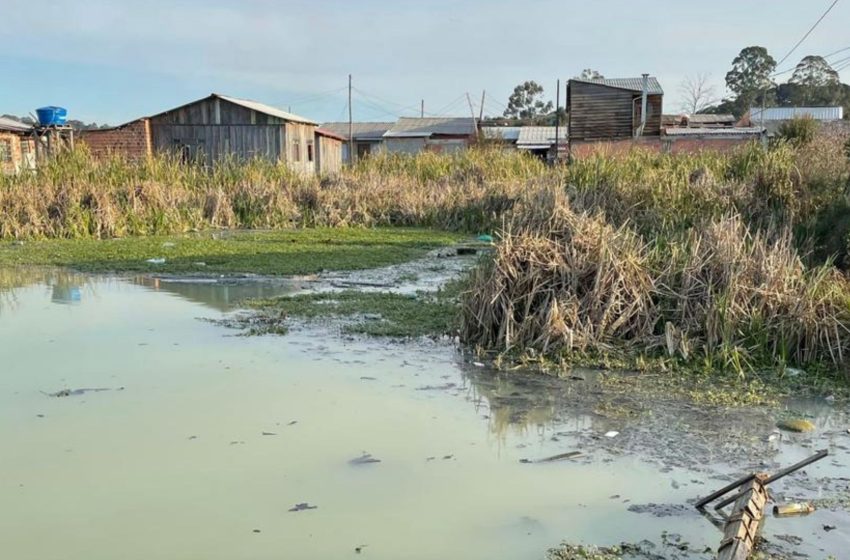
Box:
[0,132,23,174]
[78,118,152,160]
[569,134,761,159]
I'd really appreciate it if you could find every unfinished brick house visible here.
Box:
[0,116,35,174]
[78,118,152,161]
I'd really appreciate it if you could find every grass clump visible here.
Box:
[0,228,462,275]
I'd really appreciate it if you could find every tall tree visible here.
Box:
[577,69,604,80]
[725,46,777,111]
[790,55,840,87]
[678,73,719,114]
[503,81,553,121]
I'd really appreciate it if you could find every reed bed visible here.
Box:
[462,189,850,374]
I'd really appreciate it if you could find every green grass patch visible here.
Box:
[0,228,462,275]
[249,279,466,338]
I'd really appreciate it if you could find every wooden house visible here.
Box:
[567,76,663,143]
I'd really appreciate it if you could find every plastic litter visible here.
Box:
[477,234,494,243]
[146,258,166,264]
[605,431,619,438]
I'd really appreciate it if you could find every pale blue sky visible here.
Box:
[1,0,848,125]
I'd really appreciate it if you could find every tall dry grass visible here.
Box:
[0,146,549,239]
[462,187,850,374]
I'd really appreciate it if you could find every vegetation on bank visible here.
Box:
[5,123,850,385]
[0,228,461,275]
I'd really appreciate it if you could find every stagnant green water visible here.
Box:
[1,270,848,559]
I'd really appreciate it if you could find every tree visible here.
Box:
[790,55,840,88]
[577,69,604,80]
[678,73,719,114]
[725,46,777,111]
[503,81,553,121]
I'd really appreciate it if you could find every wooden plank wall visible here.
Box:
[151,124,283,163]
[568,81,663,142]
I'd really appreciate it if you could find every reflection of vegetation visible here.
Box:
[245,280,466,337]
[0,267,89,311]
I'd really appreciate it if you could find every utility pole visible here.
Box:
[348,74,353,165]
[466,92,479,140]
[554,79,560,162]
[421,99,424,118]
[478,90,486,122]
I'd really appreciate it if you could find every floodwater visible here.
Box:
[1,268,848,559]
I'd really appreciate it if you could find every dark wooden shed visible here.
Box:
[148,93,319,174]
[567,77,663,143]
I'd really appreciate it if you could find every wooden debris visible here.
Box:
[716,473,769,560]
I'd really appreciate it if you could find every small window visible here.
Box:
[0,139,12,163]
[307,142,314,162]
[292,140,300,162]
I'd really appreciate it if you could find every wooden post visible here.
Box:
[716,473,769,560]
[348,74,353,165]
[554,79,560,161]
[466,93,479,140]
[421,99,424,118]
[479,90,485,122]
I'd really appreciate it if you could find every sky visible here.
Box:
[1,0,849,125]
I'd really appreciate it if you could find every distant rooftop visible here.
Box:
[0,116,32,133]
[320,122,394,141]
[384,117,476,138]
[748,106,843,122]
[516,126,568,148]
[572,76,664,95]
[481,126,522,141]
[664,126,765,136]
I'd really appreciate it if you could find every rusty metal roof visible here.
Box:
[572,77,664,95]
[320,122,394,141]
[215,94,316,125]
[0,116,32,132]
[383,117,476,138]
[315,127,347,141]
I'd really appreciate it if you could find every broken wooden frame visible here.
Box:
[695,450,828,560]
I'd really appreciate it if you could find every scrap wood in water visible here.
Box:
[288,502,318,512]
[349,453,381,465]
[520,451,583,464]
[43,387,121,398]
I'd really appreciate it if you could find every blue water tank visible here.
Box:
[35,106,68,126]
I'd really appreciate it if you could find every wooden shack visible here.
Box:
[314,128,345,175]
[567,76,663,143]
[145,93,321,174]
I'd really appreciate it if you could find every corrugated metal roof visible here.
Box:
[664,127,765,136]
[383,117,476,138]
[481,126,521,141]
[572,77,664,95]
[748,106,843,121]
[688,114,735,124]
[0,116,33,132]
[215,94,316,125]
[320,122,394,141]
[516,126,568,147]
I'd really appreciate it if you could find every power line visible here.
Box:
[825,45,850,58]
[775,0,840,68]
